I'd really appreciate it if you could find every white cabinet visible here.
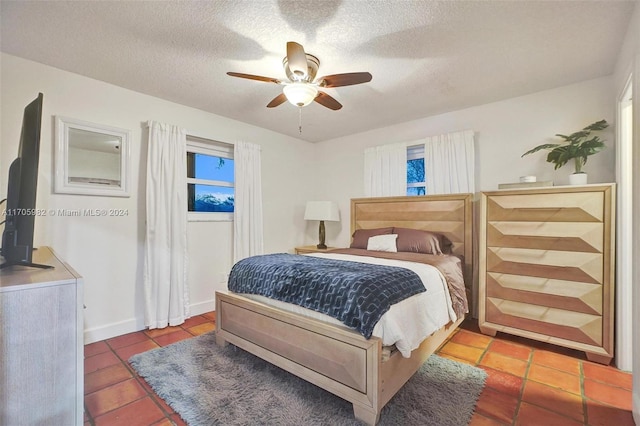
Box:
[1,247,83,425]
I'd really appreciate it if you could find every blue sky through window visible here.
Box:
[188,152,235,212]
[194,153,234,181]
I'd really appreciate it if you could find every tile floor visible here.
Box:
[83,314,635,426]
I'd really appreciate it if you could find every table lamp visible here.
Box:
[304,201,340,249]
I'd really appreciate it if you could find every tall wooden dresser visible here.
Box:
[0,247,84,425]
[479,184,615,364]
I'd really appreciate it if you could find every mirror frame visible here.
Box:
[55,116,131,197]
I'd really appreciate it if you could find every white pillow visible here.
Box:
[367,234,398,252]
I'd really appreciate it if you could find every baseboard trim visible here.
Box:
[83,299,216,345]
[189,299,216,316]
[84,317,145,345]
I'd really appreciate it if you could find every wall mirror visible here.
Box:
[55,116,130,197]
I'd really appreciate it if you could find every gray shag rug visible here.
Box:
[129,332,486,426]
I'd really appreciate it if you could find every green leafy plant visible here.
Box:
[521,119,608,173]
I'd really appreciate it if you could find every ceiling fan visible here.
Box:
[227,42,372,111]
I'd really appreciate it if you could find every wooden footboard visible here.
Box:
[215,291,463,425]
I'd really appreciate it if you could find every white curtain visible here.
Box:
[364,142,407,196]
[144,121,189,329]
[233,141,264,263]
[424,130,475,194]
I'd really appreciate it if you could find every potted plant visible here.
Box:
[521,119,608,185]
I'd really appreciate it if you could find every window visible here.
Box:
[407,144,425,196]
[186,136,234,221]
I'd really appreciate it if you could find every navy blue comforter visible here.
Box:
[228,253,425,338]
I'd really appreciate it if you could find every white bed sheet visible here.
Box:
[235,252,457,358]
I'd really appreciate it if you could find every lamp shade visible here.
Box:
[304,201,340,222]
[283,83,318,107]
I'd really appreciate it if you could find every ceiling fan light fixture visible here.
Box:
[227,43,370,113]
[283,83,318,107]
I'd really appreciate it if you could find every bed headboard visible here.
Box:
[350,194,473,285]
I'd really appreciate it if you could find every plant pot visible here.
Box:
[569,172,588,185]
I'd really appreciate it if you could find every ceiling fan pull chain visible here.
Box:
[298,107,303,134]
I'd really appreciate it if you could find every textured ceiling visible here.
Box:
[0,1,635,143]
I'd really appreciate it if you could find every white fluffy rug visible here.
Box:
[129,332,486,425]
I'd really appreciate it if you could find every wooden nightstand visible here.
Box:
[294,245,337,254]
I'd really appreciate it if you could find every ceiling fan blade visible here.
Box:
[318,72,372,88]
[227,72,281,84]
[287,42,308,80]
[266,93,288,108]
[314,91,342,110]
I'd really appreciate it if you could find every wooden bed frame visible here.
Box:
[215,193,473,425]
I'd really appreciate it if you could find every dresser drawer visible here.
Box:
[485,297,602,346]
[485,272,602,315]
[486,191,604,222]
[487,221,603,253]
[486,247,603,284]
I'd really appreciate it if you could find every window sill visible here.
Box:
[188,212,233,222]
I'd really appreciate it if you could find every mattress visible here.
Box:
[235,252,457,358]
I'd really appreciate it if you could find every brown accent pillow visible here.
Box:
[350,227,394,249]
[393,227,453,255]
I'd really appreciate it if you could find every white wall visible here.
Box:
[612,1,640,421]
[0,53,316,343]
[612,0,639,376]
[314,77,615,248]
[633,58,640,426]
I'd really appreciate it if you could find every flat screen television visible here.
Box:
[1,92,52,269]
